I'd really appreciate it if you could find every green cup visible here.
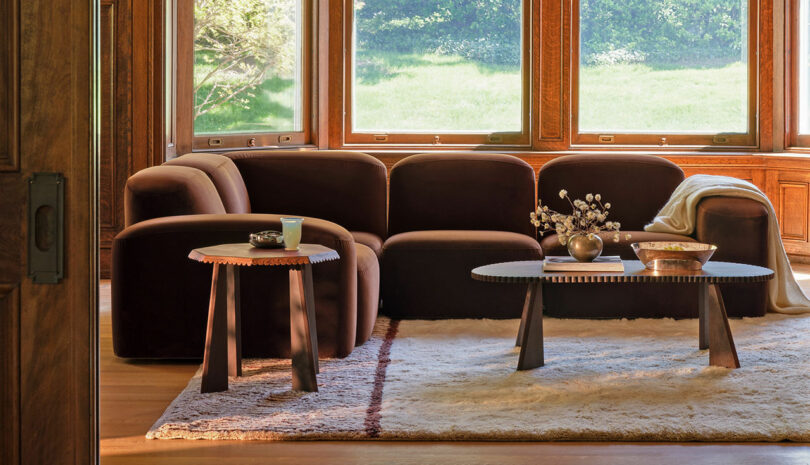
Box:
[280,217,304,250]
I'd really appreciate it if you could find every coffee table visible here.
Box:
[471,260,773,371]
[189,243,339,393]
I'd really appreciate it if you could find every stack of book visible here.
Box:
[542,256,624,272]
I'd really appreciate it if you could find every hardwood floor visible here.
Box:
[100,268,810,465]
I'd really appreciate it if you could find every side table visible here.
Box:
[189,243,340,393]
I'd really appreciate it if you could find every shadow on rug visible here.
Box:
[147,314,810,441]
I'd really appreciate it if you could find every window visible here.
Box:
[574,0,756,146]
[169,0,769,151]
[187,0,310,150]
[345,0,529,146]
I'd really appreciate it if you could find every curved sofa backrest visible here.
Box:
[124,165,226,227]
[388,152,537,236]
[537,154,684,231]
[165,153,251,214]
[223,150,388,239]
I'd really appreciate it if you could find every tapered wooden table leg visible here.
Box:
[516,283,533,347]
[517,282,544,370]
[201,264,230,393]
[289,266,318,392]
[698,283,709,350]
[227,266,242,377]
[301,264,319,374]
[706,284,740,368]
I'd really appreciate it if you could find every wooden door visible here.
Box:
[0,0,97,464]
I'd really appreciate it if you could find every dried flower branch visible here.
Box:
[530,190,629,246]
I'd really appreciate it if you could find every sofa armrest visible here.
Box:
[695,197,769,266]
[111,213,358,358]
[114,213,355,250]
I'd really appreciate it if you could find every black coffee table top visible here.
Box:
[471,260,774,284]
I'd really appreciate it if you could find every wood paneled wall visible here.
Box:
[0,0,19,172]
[99,0,164,278]
[99,0,128,278]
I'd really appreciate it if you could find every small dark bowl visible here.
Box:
[249,230,285,249]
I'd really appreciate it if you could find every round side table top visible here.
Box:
[471,260,774,284]
[188,243,339,267]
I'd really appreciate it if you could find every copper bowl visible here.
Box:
[631,241,717,271]
[249,230,285,249]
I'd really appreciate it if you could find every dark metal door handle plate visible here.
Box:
[28,173,64,284]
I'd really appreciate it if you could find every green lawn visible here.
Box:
[579,62,748,133]
[193,52,749,135]
[353,52,522,132]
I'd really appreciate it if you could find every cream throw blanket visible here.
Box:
[645,174,810,314]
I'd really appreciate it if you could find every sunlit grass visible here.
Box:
[352,51,522,132]
[192,52,749,135]
[578,62,748,133]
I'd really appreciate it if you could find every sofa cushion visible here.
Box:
[224,150,388,239]
[540,231,696,260]
[351,231,383,258]
[388,153,537,236]
[166,153,251,214]
[538,154,684,231]
[381,230,543,319]
[124,165,225,227]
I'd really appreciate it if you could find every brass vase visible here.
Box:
[567,234,603,262]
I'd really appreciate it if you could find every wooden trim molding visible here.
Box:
[175,0,193,154]
[778,181,808,240]
[0,0,19,171]
[535,0,566,146]
[784,0,810,149]
[759,0,775,151]
[0,285,20,465]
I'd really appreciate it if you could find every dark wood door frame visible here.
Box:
[0,0,98,463]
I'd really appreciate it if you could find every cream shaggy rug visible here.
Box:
[147,314,810,441]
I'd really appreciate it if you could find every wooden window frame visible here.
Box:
[570,0,759,149]
[175,0,316,152]
[340,0,533,150]
[165,0,177,159]
[786,0,810,148]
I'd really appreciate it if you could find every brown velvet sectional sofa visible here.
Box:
[112,151,769,360]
